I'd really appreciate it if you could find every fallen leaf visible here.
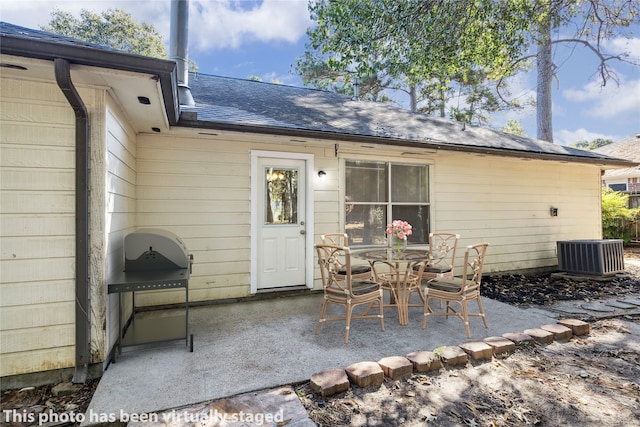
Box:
[465,402,477,413]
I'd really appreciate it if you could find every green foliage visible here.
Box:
[501,120,527,137]
[41,8,167,58]
[569,138,614,151]
[301,0,640,140]
[299,0,536,124]
[307,0,532,83]
[295,51,394,102]
[247,76,284,85]
[601,187,640,243]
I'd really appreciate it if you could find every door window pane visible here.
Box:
[265,167,298,225]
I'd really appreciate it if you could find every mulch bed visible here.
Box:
[482,272,640,307]
[482,246,640,307]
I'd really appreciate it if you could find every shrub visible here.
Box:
[602,188,640,243]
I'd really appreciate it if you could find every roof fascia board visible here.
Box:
[1,34,179,125]
[179,118,637,168]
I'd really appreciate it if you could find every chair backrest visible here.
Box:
[459,242,490,293]
[321,233,349,247]
[315,243,355,295]
[429,232,460,273]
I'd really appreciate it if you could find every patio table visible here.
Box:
[354,248,430,325]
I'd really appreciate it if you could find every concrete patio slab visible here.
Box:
[84,293,557,425]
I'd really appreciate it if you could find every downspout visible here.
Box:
[54,58,90,384]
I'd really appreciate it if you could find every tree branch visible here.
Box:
[550,38,632,86]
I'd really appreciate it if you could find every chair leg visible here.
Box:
[462,300,471,338]
[315,299,328,335]
[408,288,425,305]
[477,296,489,329]
[445,301,453,319]
[378,298,385,332]
[422,295,431,329]
[361,301,375,316]
[344,303,353,344]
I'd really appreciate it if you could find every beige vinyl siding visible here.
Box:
[135,133,252,304]
[135,132,328,303]
[105,98,137,354]
[432,151,602,273]
[0,77,77,376]
[313,146,342,239]
[135,131,606,303]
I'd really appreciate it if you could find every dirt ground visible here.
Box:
[295,250,640,426]
[2,250,640,426]
[295,317,640,426]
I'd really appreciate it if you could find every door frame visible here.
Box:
[250,150,315,293]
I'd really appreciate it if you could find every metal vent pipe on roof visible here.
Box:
[170,0,195,107]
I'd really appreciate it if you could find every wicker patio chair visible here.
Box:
[410,232,460,305]
[422,242,490,337]
[321,233,373,280]
[315,243,385,344]
[424,232,460,279]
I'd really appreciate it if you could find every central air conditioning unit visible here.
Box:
[556,239,625,276]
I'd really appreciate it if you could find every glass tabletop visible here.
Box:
[353,248,430,262]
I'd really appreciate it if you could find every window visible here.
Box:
[345,160,430,246]
[264,167,298,224]
[608,183,627,192]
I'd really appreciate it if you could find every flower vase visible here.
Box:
[389,235,407,257]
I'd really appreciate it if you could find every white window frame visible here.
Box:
[343,158,431,247]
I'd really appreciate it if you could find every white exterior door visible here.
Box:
[253,155,309,290]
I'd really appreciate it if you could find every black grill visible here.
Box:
[108,229,193,360]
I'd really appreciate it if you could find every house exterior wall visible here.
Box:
[104,97,138,356]
[0,74,606,379]
[133,130,604,306]
[431,150,602,273]
[0,73,110,378]
[0,76,78,376]
[134,131,329,304]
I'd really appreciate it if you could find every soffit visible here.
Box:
[1,54,168,134]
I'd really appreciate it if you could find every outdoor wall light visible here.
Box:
[317,170,327,180]
[550,207,558,217]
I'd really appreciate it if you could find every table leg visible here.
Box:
[397,283,409,326]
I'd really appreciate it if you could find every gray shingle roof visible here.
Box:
[594,135,640,178]
[183,73,629,164]
[0,21,120,52]
[1,21,634,167]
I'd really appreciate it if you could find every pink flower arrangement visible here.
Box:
[386,220,412,241]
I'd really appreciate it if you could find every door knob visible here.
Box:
[300,230,306,235]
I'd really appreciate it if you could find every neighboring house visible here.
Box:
[0,21,636,386]
[593,134,640,208]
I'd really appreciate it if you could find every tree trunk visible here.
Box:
[536,20,554,143]
[409,85,417,112]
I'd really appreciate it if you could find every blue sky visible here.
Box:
[2,0,639,145]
